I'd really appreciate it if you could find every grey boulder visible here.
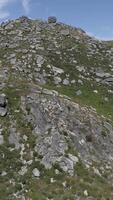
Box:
[0,94,7,117]
[48,16,57,24]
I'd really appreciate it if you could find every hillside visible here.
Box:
[1,16,113,200]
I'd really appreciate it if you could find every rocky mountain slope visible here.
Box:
[1,16,113,200]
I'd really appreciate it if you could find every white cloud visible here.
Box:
[0,10,9,19]
[0,0,31,20]
[0,0,12,9]
[21,0,31,14]
[0,0,13,19]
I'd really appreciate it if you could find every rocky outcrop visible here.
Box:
[48,16,57,24]
[20,87,113,176]
[0,94,7,117]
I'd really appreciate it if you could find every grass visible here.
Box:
[26,161,113,200]
[44,81,113,121]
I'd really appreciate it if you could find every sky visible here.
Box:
[0,0,113,40]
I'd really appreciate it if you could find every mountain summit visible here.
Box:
[1,17,113,200]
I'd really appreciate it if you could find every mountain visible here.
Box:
[1,16,113,200]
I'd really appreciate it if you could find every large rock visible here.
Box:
[36,55,44,66]
[0,135,4,145]
[63,78,69,85]
[61,29,70,36]
[8,128,21,149]
[52,66,64,75]
[102,77,113,85]
[0,107,7,117]
[0,94,7,117]
[32,168,40,177]
[48,16,57,24]
[54,76,62,85]
[19,16,29,23]
[0,94,6,107]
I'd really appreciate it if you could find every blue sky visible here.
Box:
[0,0,113,40]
